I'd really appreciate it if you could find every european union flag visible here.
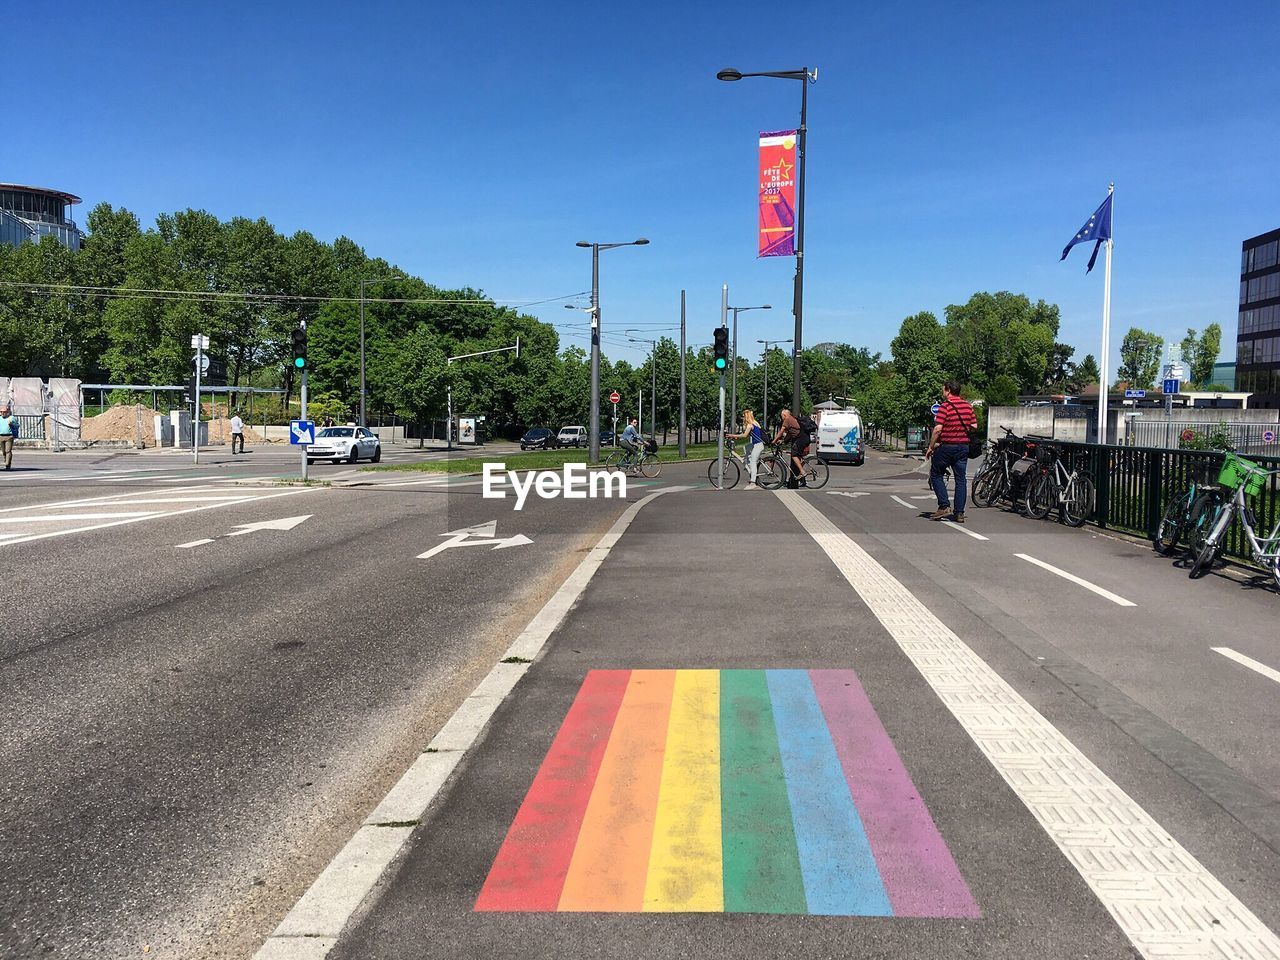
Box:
[1061,192,1113,273]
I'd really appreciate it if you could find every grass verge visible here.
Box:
[362,441,725,474]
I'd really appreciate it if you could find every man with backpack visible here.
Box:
[773,407,818,488]
[925,381,978,523]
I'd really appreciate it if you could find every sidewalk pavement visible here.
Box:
[318,487,1166,960]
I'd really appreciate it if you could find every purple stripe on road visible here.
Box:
[810,669,980,919]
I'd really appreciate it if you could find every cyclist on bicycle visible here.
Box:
[728,409,766,489]
[620,417,641,460]
[773,407,809,488]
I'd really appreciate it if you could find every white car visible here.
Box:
[557,425,587,448]
[306,426,382,464]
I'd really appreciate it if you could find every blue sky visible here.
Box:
[15,1,1278,371]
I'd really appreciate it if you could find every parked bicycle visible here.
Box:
[1187,453,1280,586]
[971,426,1044,509]
[707,438,783,490]
[1152,459,1220,556]
[604,440,661,478]
[1023,442,1096,527]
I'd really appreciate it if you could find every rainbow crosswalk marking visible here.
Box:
[475,668,979,918]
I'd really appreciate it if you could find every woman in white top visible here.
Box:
[729,409,766,489]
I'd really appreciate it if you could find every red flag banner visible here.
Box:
[758,130,797,257]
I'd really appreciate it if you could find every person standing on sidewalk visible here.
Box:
[230,410,245,455]
[926,381,977,523]
[729,409,766,489]
[0,404,16,470]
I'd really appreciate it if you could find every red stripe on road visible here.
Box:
[474,669,630,911]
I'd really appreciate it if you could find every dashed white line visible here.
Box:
[176,538,215,549]
[1212,647,1280,686]
[890,495,917,509]
[777,492,1279,960]
[1014,553,1136,607]
[939,520,989,541]
[0,511,160,523]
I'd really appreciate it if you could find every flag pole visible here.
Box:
[1097,182,1114,444]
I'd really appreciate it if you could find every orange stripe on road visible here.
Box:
[558,670,676,911]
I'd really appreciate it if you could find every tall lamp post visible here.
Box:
[574,238,649,462]
[625,332,658,438]
[757,337,792,429]
[728,303,770,424]
[717,66,816,416]
[359,273,402,426]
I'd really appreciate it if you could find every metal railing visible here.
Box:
[1056,441,1280,563]
[1127,419,1280,454]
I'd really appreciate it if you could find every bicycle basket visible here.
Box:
[644,437,658,454]
[1034,444,1056,466]
[1218,452,1268,497]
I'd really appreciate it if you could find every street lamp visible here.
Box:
[359,272,403,426]
[574,238,649,462]
[727,304,771,425]
[757,337,793,429]
[718,66,816,417]
[625,332,658,438]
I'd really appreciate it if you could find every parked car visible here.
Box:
[306,425,382,464]
[520,427,555,450]
[557,425,588,448]
[814,409,865,466]
[599,429,615,446]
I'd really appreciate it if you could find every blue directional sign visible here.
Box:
[1124,389,1146,399]
[289,419,315,445]
[1163,379,1180,395]
[930,403,941,416]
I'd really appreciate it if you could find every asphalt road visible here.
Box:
[0,446,668,959]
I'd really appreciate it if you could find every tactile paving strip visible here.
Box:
[778,493,1280,960]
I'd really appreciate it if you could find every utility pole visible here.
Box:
[191,333,208,464]
[679,290,687,458]
[718,285,728,490]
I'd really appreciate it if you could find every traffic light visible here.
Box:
[713,326,729,371]
[291,326,308,370]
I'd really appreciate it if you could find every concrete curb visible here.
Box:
[251,486,688,960]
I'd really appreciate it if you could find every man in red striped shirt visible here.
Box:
[925,380,977,523]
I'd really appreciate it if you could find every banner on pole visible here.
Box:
[758,129,797,257]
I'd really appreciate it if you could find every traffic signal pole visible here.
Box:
[193,337,202,465]
[300,368,309,482]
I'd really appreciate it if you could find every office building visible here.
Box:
[0,183,83,250]
[1236,227,1280,408]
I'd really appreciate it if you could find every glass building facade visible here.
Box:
[1236,228,1280,408]
[0,184,82,250]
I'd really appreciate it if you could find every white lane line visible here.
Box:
[1015,553,1136,607]
[0,511,160,523]
[1212,647,1280,686]
[776,492,1280,960]
[0,486,237,514]
[0,488,316,547]
[891,495,917,509]
[940,520,990,541]
[100,496,255,504]
[254,486,691,959]
[94,474,184,482]
[176,538,215,549]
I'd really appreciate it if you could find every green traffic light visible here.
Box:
[714,358,727,370]
[294,357,305,368]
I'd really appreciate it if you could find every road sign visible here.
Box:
[1264,430,1276,444]
[190,334,210,350]
[192,353,210,374]
[1124,389,1146,399]
[289,419,315,445]
[930,403,941,416]
[1163,379,1180,395]
[609,390,621,404]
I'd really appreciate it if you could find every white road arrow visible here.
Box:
[416,522,532,560]
[827,491,870,498]
[226,515,313,537]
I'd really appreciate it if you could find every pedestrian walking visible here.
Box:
[0,404,16,470]
[230,410,245,455]
[729,409,766,489]
[926,380,978,523]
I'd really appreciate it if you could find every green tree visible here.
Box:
[945,291,1060,392]
[891,311,952,427]
[1181,323,1222,387]
[1116,328,1163,389]
[1074,353,1101,390]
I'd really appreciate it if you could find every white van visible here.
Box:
[815,409,865,465]
[557,425,587,448]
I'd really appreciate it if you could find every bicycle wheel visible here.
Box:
[757,455,784,490]
[971,466,1003,508]
[1024,473,1056,520]
[603,451,624,472]
[1188,496,1228,579]
[707,457,739,489]
[639,454,661,479]
[1061,474,1095,528]
[1186,491,1225,560]
[803,457,829,489]
[1153,489,1192,555]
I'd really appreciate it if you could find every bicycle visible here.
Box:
[760,441,829,490]
[1023,443,1096,527]
[1152,459,1219,556]
[707,438,783,490]
[603,443,661,479]
[1188,453,1280,586]
[971,426,1045,509]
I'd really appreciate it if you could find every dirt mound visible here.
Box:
[206,417,266,444]
[80,405,155,446]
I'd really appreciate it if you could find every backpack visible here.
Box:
[797,414,819,441]
[945,400,982,458]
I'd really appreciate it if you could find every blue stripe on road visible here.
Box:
[766,669,892,916]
